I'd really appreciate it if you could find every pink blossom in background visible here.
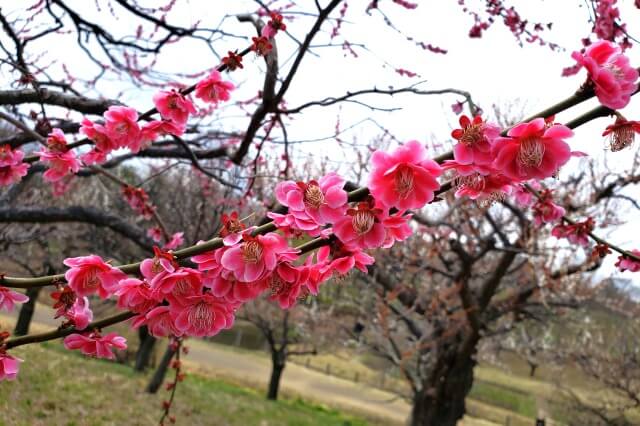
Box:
[261,12,286,38]
[63,332,127,360]
[0,145,30,186]
[170,293,236,337]
[147,227,163,242]
[572,40,639,109]
[368,140,442,210]
[122,185,154,219]
[221,233,295,282]
[36,129,82,182]
[492,118,573,181]
[551,217,595,247]
[152,89,196,125]
[63,296,93,330]
[114,278,158,314]
[132,306,178,338]
[615,250,640,273]
[333,200,386,250]
[0,286,29,312]
[512,182,539,206]
[63,255,127,298]
[163,232,184,250]
[315,242,375,285]
[532,189,565,225]
[103,106,141,149]
[451,115,500,165]
[195,70,235,104]
[0,351,22,381]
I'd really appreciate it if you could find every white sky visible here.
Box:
[2,0,640,283]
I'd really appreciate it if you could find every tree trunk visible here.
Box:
[13,287,41,336]
[529,362,538,378]
[134,326,157,372]
[409,352,476,426]
[146,344,176,394]
[267,350,286,400]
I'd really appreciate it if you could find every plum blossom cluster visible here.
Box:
[0,144,30,186]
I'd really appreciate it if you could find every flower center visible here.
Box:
[189,302,213,331]
[352,210,375,235]
[115,122,129,134]
[303,184,324,208]
[455,173,486,192]
[459,123,484,146]
[174,278,191,295]
[608,125,635,152]
[394,165,414,199]
[242,241,263,264]
[83,268,100,289]
[604,62,624,80]
[517,137,545,168]
[209,85,219,100]
[270,274,289,296]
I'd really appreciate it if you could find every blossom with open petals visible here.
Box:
[0,350,22,381]
[333,200,386,250]
[103,106,141,150]
[369,140,442,210]
[221,233,295,282]
[532,189,565,225]
[572,40,639,109]
[152,89,196,125]
[36,129,81,182]
[195,70,235,105]
[63,255,126,298]
[170,293,235,337]
[615,250,640,273]
[602,116,640,152]
[0,145,29,186]
[451,115,499,165]
[63,331,127,360]
[0,286,29,312]
[492,118,573,181]
[551,217,594,247]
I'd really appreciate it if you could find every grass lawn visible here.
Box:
[0,343,368,426]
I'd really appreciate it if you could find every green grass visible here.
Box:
[0,344,368,426]
[469,380,537,419]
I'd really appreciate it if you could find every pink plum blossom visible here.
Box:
[551,217,595,247]
[572,40,639,109]
[0,145,30,186]
[170,293,236,337]
[195,70,235,104]
[264,262,309,309]
[368,140,442,210]
[532,189,565,225]
[103,106,141,150]
[261,12,286,38]
[451,115,500,165]
[63,296,93,330]
[150,267,203,306]
[81,118,116,153]
[492,118,574,182]
[313,242,375,290]
[132,306,178,338]
[333,200,387,250]
[63,331,127,360]
[221,233,296,282]
[381,211,413,249]
[36,129,82,182]
[274,173,348,232]
[0,351,22,381]
[115,278,158,314]
[442,160,513,202]
[615,250,640,273]
[63,255,126,298]
[147,227,163,242]
[152,89,196,125]
[0,286,29,312]
[163,232,185,250]
[207,270,264,303]
[141,119,186,141]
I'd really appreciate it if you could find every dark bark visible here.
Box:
[146,344,176,394]
[134,326,157,372]
[13,286,41,336]
[409,353,476,426]
[267,350,286,400]
[529,362,538,378]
